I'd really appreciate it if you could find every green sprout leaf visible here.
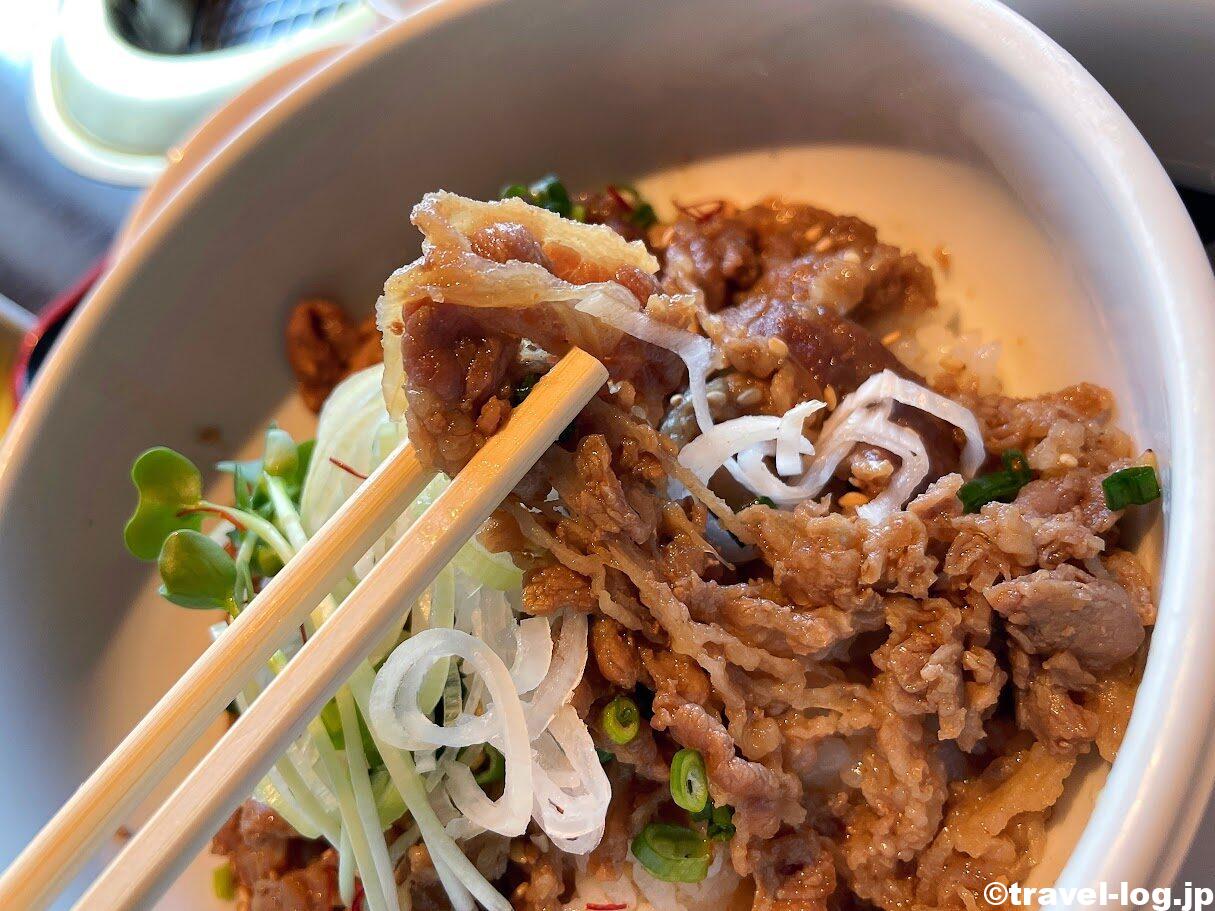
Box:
[285,439,315,504]
[124,447,204,561]
[218,457,264,512]
[157,529,237,612]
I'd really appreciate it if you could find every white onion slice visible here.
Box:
[521,612,588,737]
[799,402,928,522]
[822,369,985,477]
[530,707,611,854]
[576,291,720,434]
[369,629,532,836]
[776,399,826,476]
[727,442,818,504]
[509,617,554,695]
[679,414,789,484]
[369,613,606,851]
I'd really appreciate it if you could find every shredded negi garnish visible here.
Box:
[473,744,507,787]
[130,181,1164,911]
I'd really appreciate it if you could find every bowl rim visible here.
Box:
[3,0,1214,895]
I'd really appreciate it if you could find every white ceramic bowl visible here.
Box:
[3,1,1214,907]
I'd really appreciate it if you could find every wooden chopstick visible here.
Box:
[68,348,607,911]
[0,436,435,911]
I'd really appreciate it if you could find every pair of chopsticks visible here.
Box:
[0,348,608,911]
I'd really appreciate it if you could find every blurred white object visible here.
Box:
[1006,0,1215,191]
[29,0,378,186]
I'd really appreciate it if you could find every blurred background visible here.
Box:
[0,0,1212,430]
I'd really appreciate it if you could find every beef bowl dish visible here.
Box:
[124,180,1162,911]
[2,2,1213,910]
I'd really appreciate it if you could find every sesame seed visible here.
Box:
[839,492,869,509]
[824,385,838,410]
[841,249,861,264]
[940,354,966,372]
[706,390,728,408]
[803,224,824,243]
[1058,453,1079,468]
[881,330,902,346]
[767,337,789,358]
[735,387,762,407]
[669,393,685,408]
[814,237,834,254]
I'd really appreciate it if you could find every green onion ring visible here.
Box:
[670,748,709,814]
[601,695,641,745]
[630,823,712,883]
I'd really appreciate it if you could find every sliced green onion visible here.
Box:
[1103,465,1161,510]
[474,744,506,787]
[630,202,658,229]
[630,823,712,883]
[752,496,776,509]
[707,804,735,842]
[371,769,406,829]
[958,448,1034,513]
[596,748,614,765]
[601,695,640,745]
[670,748,709,814]
[498,175,578,219]
[511,374,540,406]
[212,864,236,901]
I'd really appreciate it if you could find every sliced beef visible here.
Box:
[984,564,1144,670]
[720,299,962,480]
[749,831,837,911]
[285,299,382,412]
[211,801,341,911]
[872,595,1005,752]
[590,615,641,688]
[1013,652,1100,755]
[399,302,519,476]
[662,209,761,311]
[522,563,598,617]
[662,199,934,317]
[651,693,805,875]
[505,838,572,911]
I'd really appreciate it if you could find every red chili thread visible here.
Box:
[605,184,634,213]
[330,456,369,480]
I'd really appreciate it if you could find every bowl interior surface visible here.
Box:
[0,0,1211,907]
